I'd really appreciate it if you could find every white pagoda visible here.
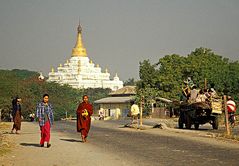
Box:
[47,22,123,91]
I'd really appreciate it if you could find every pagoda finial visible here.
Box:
[72,19,87,57]
[78,18,82,34]
[114,73,120,81]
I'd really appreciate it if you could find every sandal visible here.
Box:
[47,143,51,148]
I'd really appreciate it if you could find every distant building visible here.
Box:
[47,22,123,91]
[94,86,136,119]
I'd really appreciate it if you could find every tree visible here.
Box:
[157,54,186,99]
[137,47,239,113]
[186,47,229,91]
[137,60,161,114]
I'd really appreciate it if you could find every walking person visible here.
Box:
[76,95,93,143]
[11,97,22,134]
[227,96,236,127]
[36,94,54,148]
[98,108,104,120]
[130,101,140,127]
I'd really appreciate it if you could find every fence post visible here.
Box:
[0,109,2,122]
[223,95,230,135]
[140,96,144,126]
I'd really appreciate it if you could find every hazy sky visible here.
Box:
[0,0,239,81]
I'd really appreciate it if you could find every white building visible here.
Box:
[94,86,136,119]
[47,22,123,91]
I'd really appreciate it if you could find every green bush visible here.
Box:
[0,69,110,121]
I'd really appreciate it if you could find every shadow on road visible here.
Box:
[174,127,210,131]
[20,143,40,147]
[3,132,38,135]
[60,138,82,142]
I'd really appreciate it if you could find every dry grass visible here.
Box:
[0,122,13,156]
[216,131,239,142]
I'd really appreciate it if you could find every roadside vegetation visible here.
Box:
[217,130,239,141]
[0,122,13,156]
[0,69,110,121]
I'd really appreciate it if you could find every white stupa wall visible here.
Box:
[48,56,123,91]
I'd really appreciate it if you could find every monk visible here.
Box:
[76,95,93,142]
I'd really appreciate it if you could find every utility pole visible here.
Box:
[140,96,144,126]
[224,95,230,135]
[204,78,207,90]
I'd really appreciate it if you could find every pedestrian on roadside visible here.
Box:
[130,101,140,127]
[36,94,54,148]
[9,110,12,122]
[11,96,22,134]
[227,96,236,113]
[227,96,236,127]
[76,95,93,143]
[29,113,35,122]
[98,108,104,120]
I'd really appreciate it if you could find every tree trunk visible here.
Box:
[0,109,2,122]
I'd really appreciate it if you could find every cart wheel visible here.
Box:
[185,114,192,129]
[178,115,184,129]
[194,123,199,130]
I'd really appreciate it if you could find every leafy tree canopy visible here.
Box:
[0,69,110,121]
[138,47,239,113]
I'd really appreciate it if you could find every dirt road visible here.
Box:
[1,120,239,166]
[0,122,134,166]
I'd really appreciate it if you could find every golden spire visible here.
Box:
[72,20,87,57]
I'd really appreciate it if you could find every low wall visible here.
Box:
[152,107,170,118]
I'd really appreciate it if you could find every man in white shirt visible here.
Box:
[130,101,140,127]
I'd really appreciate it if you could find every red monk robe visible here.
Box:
[76,95,93,142]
